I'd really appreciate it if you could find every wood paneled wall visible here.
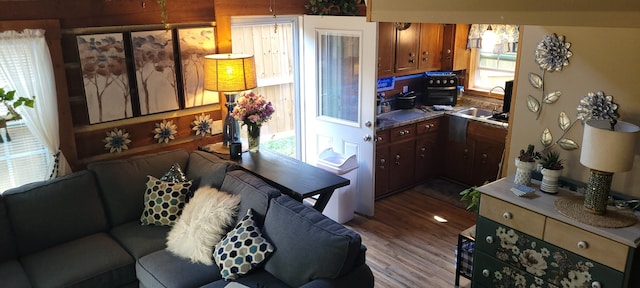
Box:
[0,0,364,170]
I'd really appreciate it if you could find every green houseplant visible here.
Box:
[0,88,35,142]
[539,150,564,194]
[459,186,480,212]
[305,0,360,16]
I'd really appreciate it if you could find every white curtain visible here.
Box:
[0,29,69,178]
[468,24,520,54]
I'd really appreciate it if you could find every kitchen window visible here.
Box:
[467,24,519,97]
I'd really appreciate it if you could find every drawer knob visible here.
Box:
[591,281,601,288]
[485,236,494,244]
[502,212,513,219]
[482,269,490,277]
[578,241,589,249]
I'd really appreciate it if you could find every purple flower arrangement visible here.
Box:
[231,92,275,126]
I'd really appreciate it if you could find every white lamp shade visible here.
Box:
[204,54,257,92]
[580,119,640,172]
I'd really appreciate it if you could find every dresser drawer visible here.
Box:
[544,218,629,272]
[479,195,545,239]
[389,124,416,142]
[415,118,440,136]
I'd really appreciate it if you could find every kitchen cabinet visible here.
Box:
[387,124,417,192]
[474,179,640,288]
[444,117,507,186]
[441,24,471,73]
[377,22,445,77]
[374,129,390,199]
[418,23,443,71]
[415,118,443,183]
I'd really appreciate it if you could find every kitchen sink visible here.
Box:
[377,108,426,122]
[454,107,495,118]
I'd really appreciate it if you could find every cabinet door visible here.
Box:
[415,135,438,182]
[444,140,474,185]
[418,23,443,71]
[471,139,504,186]
[395,23,420,73]
[375,145,390,199]
[377,22,396,77]
[388,140,416,191]
[441,24,471,72]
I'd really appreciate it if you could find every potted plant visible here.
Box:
[0,88,35,143]
[539,150,564,194]
[459,186,480,212]
[514,144,540,186]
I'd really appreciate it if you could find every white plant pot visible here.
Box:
[514,159,536,186]
[540,168,562,194]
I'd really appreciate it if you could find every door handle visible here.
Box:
[363,135,372,142]
[365,121,372,127]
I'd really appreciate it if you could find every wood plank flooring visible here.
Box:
[345,188,477,288]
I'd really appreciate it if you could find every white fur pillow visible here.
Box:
[166,186,241,265]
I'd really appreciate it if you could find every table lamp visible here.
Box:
[203,54,257,153]
[580,119,639,214]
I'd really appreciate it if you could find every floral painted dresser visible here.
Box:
[473,176,640,288]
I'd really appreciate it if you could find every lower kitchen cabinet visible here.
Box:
[474,178,640,288]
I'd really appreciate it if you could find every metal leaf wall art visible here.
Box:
[538,111,579,151]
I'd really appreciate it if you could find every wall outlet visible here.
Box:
[402,86,409,93]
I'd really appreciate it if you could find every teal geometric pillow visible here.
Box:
[214,209,275,280]
[140,175,192,226]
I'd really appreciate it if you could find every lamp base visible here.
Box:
[584,169,613,215]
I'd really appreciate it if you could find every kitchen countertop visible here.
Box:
[375,106,509,131]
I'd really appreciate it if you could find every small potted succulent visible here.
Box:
[514,144,540,186]
[539,150,564,194]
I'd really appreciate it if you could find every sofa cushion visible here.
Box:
[136,249,221,288]
[186,151,237,189]
[3,170,108,256]
[20,233,135,288]
[140,175,192,226]
[0,260,31,288]
[166,186,240,265]
[199,270,290,288]
[220,170,280,226]
[88,149,190,226]
[0,196,17,262]
[214,209,274,280]
[110,221,170,259]
[262,195,363,287]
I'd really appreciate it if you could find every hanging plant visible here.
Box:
[158,0,168,28]
[305,0,359,16]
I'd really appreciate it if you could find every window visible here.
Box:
[231,16,300,158]
[467,24,519,97]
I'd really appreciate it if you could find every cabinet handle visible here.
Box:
[463,148,468,153]
[591,281,601,288]
[395,155,401,160]
[409,59,415,63]
[482,269,490,277]
[447,49,452,54]
[420,147,426,152]
[485,236,494,244]
[577,241,589,249]
[503,212,513,219]
[375,136,383,142]
[380,158,386,164]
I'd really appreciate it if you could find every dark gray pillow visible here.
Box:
[220,170,280,227]
[186,151,237,190]
[262,195,362,287]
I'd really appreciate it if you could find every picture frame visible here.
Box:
[76,32,133,124]
[177,26,218,108]
[130,29,179,115]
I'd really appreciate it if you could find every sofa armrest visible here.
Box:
[298,264,375,288]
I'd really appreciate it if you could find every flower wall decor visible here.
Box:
[192,113,213,136]
[153,119,177,143]
[104,128,131,153]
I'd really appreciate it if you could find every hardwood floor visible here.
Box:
[346,188,477,288]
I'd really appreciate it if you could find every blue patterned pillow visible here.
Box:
[140,175,192,226]
[214,209,274,280]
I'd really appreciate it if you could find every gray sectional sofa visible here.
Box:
[0,149,374,288]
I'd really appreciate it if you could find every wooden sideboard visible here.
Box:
[474,177,640,288]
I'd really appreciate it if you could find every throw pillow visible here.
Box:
[166,186,241,265]
[161,162,196,202]
[214,208,275,280]
[140,175,192,226]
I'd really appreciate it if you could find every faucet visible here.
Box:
[489,86,505,114]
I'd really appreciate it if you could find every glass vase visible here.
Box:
[247,124,261,152]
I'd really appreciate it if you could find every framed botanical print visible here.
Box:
[130,29,179,115]
[77,32,133,124]
[177,27,218,108]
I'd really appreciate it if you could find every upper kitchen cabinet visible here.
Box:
[441,24,470,72]
[418,23,443,71]
[377,22,445,77]
[377,22,396,77]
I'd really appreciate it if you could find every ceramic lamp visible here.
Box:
[203,54,257,152]
[580,119,639,214]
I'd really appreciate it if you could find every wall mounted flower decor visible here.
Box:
[104,128,131,153]
[153,119,177,143]
[192,113,213,136]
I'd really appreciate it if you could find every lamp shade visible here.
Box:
[204,54,257,92]
[580,119,640,173]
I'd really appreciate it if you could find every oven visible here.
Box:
[423,73,458,106]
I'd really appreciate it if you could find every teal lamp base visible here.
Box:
[583,169,613,215]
